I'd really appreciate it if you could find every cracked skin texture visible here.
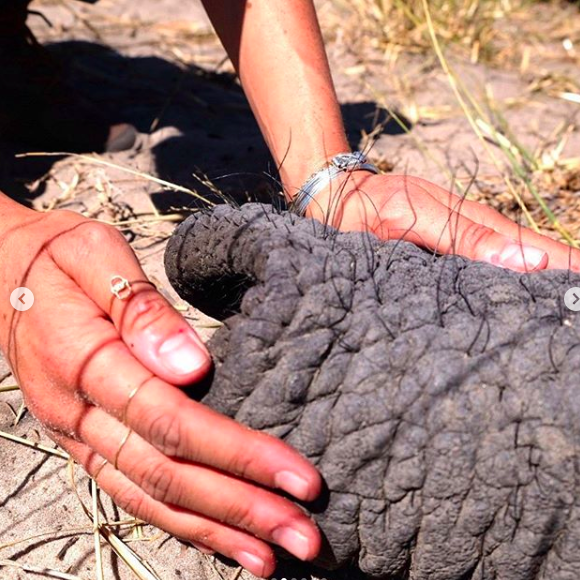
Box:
[164,203,580,580]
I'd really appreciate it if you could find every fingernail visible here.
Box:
[234,551,266,577]
[190,541,215,555]
[272,526,311,561]
[275,470,310,499]
[158,329,209,375]
[490,243,547,271]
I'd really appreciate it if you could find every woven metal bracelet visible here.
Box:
[291,151,380,216]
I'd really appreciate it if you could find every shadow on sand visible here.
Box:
[1,40,409,212]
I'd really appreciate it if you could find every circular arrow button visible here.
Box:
[10,287,34,312]
[564,287,580,312]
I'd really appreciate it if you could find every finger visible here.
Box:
[407,176,580,271]
[190,541,215,555]
[355,186,549,272]
[48,218,211,385]
[49,432,277,578]
[76,334,322,503]
[449,198,580,271]
[69,404,320,562]
[427,201,548,272]
[38,366,317,571]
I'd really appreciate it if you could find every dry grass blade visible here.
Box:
[16,152,215,207]
[559,92,580,104]
[68,461,164,580]
[13,401,27,426]
[99,527,164,580]
[189,321,224,329]
[92,480,105,580]
[0,559,81,580]
[99,214,186,228]
[475,118,522,161]
[0,529,90,552]
[0,430,69,460]
[0,384,20,393]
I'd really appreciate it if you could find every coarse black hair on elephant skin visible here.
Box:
[164,203,580,580]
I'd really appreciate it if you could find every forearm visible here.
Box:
[200,0,350,200]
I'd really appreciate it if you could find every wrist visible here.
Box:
[304,169,376,223]
[279,136,351,202]
[289,151,380,219]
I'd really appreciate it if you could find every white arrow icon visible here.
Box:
[564,287,580,312]
[10,287,34,312]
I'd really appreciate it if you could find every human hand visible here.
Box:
[307,172,580,272]
[0,207,321,578]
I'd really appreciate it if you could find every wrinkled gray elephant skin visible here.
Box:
[165,203,580,580]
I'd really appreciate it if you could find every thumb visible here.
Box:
[453,221,548,272]
[480,238,549,272]
[116,286,212,386]
[414,203,549,272]
[50,218,212,385]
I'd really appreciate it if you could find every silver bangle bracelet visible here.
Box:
[290,151,380,217]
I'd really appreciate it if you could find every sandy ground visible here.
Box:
[0,0,579,578]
